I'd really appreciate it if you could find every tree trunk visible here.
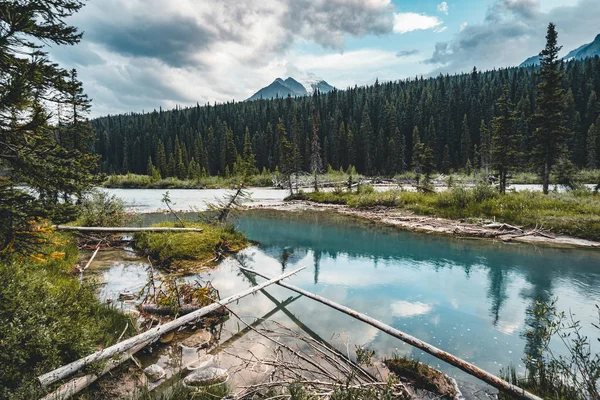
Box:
[543,160,550,195]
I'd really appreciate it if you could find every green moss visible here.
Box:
[0,233,134,399]
[385,357,457,399]
[134,222,249,270]
[299,187,600,241]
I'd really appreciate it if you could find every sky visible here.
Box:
[48,0,600,117]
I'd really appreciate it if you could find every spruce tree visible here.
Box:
[532,23,571,194]
[587,123,597,169]
[412,126,422,173]
[479,120,491,173]
[492,85,519,194]
[310,109,323,191]
[278,120,298,195]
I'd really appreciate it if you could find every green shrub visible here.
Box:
[75,190,133,227]
[0,234,133,399]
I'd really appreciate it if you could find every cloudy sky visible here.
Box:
[49,0,600,117]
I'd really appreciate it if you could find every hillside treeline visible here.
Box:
[91,56,600,180]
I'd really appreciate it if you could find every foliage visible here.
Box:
[74,190,132,227]
[531,23,572,194]
[0,232,134,399]
[134,222,248,270]
[300,186,600,240]
[491,85,519,194]
[0,0,102,252]
[500,300,600,400]
[93,36,600,191]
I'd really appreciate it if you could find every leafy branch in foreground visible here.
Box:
[502,300,600,400]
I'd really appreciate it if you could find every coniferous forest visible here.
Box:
[93,55,600,185]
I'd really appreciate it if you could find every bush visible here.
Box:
[76,190,132,227]
[0,232,133,399]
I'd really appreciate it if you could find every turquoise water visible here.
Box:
[130,208,600,384]
[198,210,600,381]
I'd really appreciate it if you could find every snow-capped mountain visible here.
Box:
[520,33,600,67]
[247,76,334,101]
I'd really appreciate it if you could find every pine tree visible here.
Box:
[412,126,422,173]
[460,115,471,167]
[0,0,102,252]
[441,144,451,173]
[220,127,238,177]
[479,120,491,173]
[156,141,168,178]
[587,123,597,169]
[310,109,323,191]
[242,128,258,176]
[278,120,298,195]
[532,23,571,194]
[492,85,519,194]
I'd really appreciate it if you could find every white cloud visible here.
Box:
[391,301,433,317]
[460,22,468,31]
[393,12,443,34]
[434,26,448,33]
[437,2,449,15]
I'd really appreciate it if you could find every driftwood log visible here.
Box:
[41,340,151,400]
[240,267,542,400]
[37,267,305,388]
[54,226,203,233]
[139,304,230,317]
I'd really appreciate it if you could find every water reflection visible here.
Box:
[140,209,600,383]
[230,210,600,379]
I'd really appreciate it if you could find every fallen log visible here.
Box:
[139,303,229,317]
[41,339,151,400]
[240,267,542,400]
[37,266,305,388]
[54,226,203,233]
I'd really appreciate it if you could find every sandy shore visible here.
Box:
[249,200,600,250]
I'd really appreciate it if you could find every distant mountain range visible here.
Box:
[520,33,600,67]
[247,76,334,101]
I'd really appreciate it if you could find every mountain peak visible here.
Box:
[247,76,334,101]
[520,32,600,67]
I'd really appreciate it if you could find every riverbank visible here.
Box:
[252,198,600,249]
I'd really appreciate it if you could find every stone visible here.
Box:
[143,364,166,382]
[183,367,228,387]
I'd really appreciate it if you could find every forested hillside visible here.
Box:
[92,56,600,179]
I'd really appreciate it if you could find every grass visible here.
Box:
[103,173,274,189]
[134,221,248,271]
[0,229,135,400]
[292,184,600,241]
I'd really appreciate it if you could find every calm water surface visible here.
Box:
[95,188,600,384]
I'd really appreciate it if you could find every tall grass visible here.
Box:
[0,231,135,399]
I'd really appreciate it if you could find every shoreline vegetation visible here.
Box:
[284,183,600,244]
[101,169,600,189]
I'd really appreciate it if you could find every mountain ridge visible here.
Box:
[247,76,334,101]
[520,33,600,67]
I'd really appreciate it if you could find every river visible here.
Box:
[92,188,600,387]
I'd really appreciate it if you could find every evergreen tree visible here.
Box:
[460,115,471,167]
[156,140,168,178]
[310,109,323,191]
[412,126,422,173]
[532,23,571,194]
[220,127,238,176]
[277,120,298,195]
[479,120,491,173]
[587,123,597,169]
[441,144,451,174]
[242,128,258,176]
[492,85,519,194]
[0,0,102,252]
